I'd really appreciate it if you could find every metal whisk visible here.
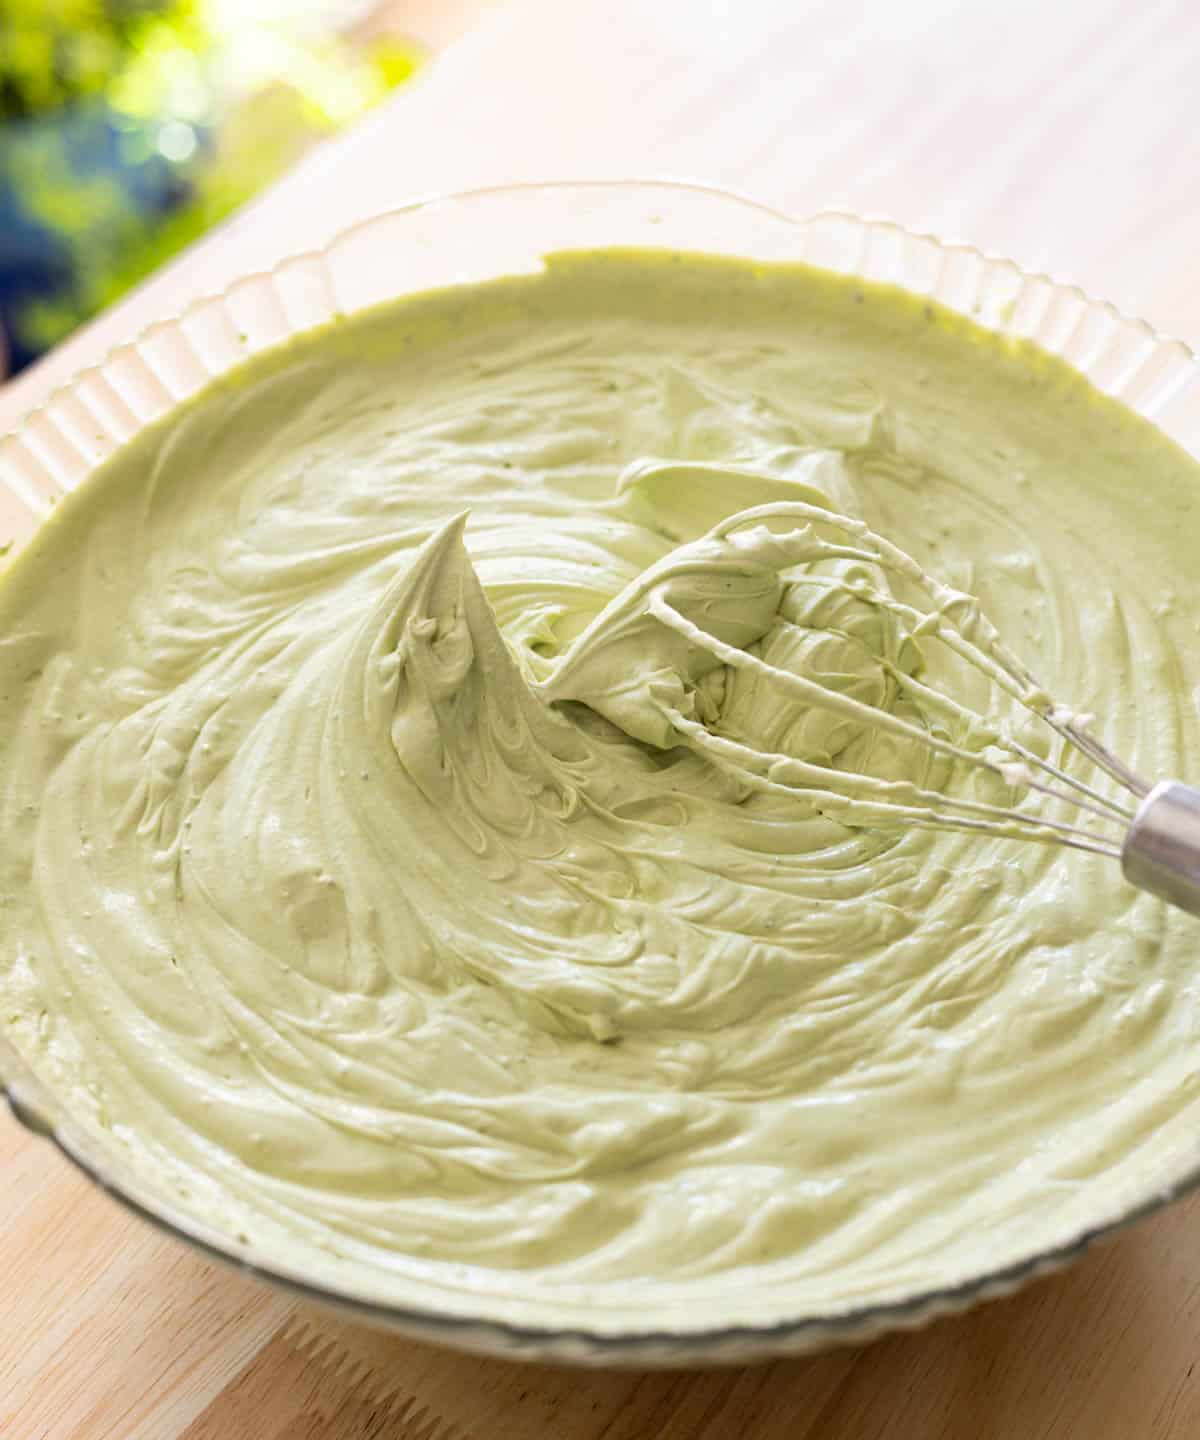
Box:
[540,492,1200,918]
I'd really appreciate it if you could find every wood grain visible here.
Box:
[4,1,1200,1435]
[199,1194,1200,1440]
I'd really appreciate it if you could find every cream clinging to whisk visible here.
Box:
[542,458,1199,912]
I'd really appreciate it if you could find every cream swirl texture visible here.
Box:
[2,252,1200,1332]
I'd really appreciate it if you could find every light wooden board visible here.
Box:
[4,1,1200,1435]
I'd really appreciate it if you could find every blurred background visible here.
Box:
[0,1,431,377]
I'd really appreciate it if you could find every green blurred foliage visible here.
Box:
[0,1,206,118]
[0,1,420,362]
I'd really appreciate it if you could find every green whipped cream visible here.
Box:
[3,251,1200,1333]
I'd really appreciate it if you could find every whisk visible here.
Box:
[539,486,1200,918]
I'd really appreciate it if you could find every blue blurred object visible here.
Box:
[0,5,421,379]
[0,101,203,373]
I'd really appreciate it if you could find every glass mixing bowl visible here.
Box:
[3,180,1200,1365]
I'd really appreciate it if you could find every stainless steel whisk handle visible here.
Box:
[1122,781,1200,918]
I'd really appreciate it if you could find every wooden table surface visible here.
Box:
[5,2,1200,1435]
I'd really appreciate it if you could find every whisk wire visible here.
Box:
[653,499,1150,855]
[664,708,1123,859]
